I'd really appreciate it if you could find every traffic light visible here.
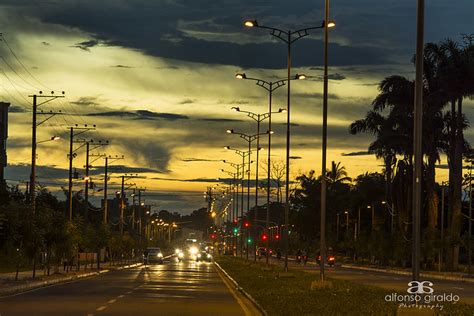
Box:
[233,228,238,235]
[210,234,216,239]
[243,221,250,228]
[233,219,238,224]
[275,234,280,240]
[247,238,252,244]
[261,234,268,241]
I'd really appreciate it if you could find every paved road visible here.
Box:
[260,256,474,304]
[0,258,247,316]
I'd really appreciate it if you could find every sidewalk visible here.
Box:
[0,261,142,297]
[340,263,474,283]
[253,254,474,283]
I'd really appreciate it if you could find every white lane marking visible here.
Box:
[453,287,464,290]
[126,291,133,294]
[96,306,107,311]
[118,295,125,298]
[107,299,117,304]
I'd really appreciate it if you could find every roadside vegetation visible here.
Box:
[216,256,474,315]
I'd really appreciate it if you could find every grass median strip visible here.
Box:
[216,256,474,316]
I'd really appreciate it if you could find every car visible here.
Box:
[256,247,272,258]
[144,247,164,264]
[196,251,212,262]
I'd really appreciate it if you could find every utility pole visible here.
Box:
[119,173,138,235]
[102,155,124,224]
[84,140,109,222]
[67,124,95,222]
[29,91,64,213]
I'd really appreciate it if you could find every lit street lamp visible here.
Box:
[226,131,267,261]
[244,15,335,273]
[225,146,261,257]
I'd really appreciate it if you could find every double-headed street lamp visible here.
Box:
[244,17,335,273]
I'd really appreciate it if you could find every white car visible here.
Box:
[144,247,163,264]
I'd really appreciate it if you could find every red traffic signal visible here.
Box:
[275,234,280,240]
[243,221,250,228]
[210,234,216,239]
[261,234,268,241]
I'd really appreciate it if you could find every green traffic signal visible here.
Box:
[247,238,252,244]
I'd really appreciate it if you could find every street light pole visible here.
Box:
[320,0,330,281]
[412,0,425,282]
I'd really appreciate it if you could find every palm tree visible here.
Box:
[440,38,474,270]
[326,161,352,184]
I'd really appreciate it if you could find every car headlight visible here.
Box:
[207,254,211,259]
[178,252,184,258]
[190,247,198,255]
[157,253,163,258]
[175,249,181,254]
[197,253,201,258]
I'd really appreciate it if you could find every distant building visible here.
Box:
[0,102,10,192]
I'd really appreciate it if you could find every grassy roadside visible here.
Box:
[216,256,474,316]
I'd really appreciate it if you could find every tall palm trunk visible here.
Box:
[448,97,463,270]
[425,153,438,267]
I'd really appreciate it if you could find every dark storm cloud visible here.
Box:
[89,164,162,175]
[181,158,222,162]
[111,64,133,68]
[152,177,226,183]
[3,0,473,69]
[341,151,371,157]
[179,99,196,104]
[8,105,27,113]
[5,163,68,181]
[23,0,397,68]
[70,97,100,107]
[306,73,346,81]
[199,118,243,123]
[115,138,172,173]
[86,110,189,121]
[71,39,101,51]
[294,92,341,100]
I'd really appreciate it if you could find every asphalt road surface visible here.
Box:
[0,258,248,316]
[262,256,474,304]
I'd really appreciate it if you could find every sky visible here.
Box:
[1,0,473,214]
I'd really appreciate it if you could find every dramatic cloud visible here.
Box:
[71,39,101,51]
[86,110,189,121]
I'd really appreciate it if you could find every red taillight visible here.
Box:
[328,256,335,261]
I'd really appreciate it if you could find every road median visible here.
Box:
[216,256,474,315]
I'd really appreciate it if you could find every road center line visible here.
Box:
[107,299,117,304]
[118,295,125,298]
[453,287,464,290]
[96,306,107,311]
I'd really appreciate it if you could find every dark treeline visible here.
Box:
[289,37,474,271]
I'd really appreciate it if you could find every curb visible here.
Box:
[340,264,474,283]
[214,262,267,316]
[0,262,142,297]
